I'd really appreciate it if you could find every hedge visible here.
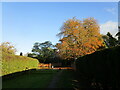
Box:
[76,46,120,88]
[1,52,39,76]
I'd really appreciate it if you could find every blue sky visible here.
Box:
[2,2,118,55]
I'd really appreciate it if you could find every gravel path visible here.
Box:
[47,70,63,88]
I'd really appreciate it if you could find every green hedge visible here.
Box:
[76,46,120,88]
[1,52,39,76]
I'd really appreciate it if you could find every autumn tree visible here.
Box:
[0,42,16,54]
[56,17,104,60]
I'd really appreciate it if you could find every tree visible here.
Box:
[20,52,23,56]
[102,32,118,48]
[31,41,56,63]
[56,17,105,60]
[115,26,120,45]
[0,42,16,54]
[102,34,109,48]
[106,32,118,47]
[116,32,120,45]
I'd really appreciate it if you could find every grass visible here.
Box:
[56,69,79,89]
[2,69,59,88]
[2,69,80,89]
[2,52,39,76]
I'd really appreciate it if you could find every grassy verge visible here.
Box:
[2,69,59,88]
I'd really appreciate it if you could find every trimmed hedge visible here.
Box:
[1,52,39,76]
[76,46,120,88]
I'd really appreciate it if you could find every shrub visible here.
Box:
[76,46,120,88]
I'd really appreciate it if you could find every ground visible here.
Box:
[2,69,80,89]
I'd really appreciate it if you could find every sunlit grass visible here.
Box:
[2,52,39,76]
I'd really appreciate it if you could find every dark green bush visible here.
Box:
[76,46,120,88]
[1,52,39,76]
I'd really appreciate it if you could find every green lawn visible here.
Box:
[2,69,80,89]
[56,69,79,89]
[2,69,59,88]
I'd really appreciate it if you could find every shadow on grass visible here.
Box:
[2,69,59,88]
[56,69,80,89]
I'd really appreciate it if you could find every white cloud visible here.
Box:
[105,8,116,15]
[100,21,118,37]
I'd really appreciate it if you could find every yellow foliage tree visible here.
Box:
[56,17,105,60]
[0,42,16,54]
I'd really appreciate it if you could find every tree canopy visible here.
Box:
[0,42,16,54]
[56,17,105,60]
[102,32,118,48]
[29,41,56,63]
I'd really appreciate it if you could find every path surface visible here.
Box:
[47,70,63,88]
